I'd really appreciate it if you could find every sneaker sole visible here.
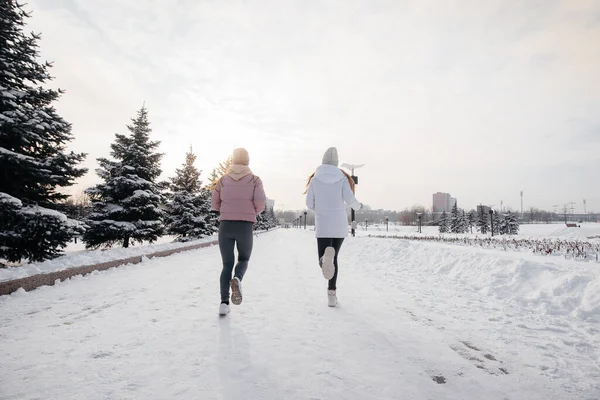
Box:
[322,247,335,280]
[230,278,243,305]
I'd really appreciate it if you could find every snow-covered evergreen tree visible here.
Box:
[438,210,449,233]
[203,189,220,228]
[253,207,277,231]
[505,211,520,235]
[84,106,164,249]
[460,210,470,234]
[499,214,507,235]
[266,207,277,228]
[492,212,502,235]
[477,207,490,234]
[467,210,476,234]
[165,146,216,241]
[255,210,268,231]
[0,1,87,262]
[450,203,463,233]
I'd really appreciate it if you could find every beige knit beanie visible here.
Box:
[232,148,250,166]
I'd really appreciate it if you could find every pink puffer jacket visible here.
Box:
[211,174,267,223]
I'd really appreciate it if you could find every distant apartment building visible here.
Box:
[477,205,490,215]
[266,198,275,210]
[432,192,457,213]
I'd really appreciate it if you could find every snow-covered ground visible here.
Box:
[63,234,182,254]
[0,235,217,283]
[358,222,600,240]
[519,223,600,239]
[1,230,598,399]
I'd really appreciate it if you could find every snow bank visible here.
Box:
[358,222,600,240]
[365,233,600,262]
[0,235,218,282]
[520,223,600,239]
[357,238,600,322]
[0,229,275,283]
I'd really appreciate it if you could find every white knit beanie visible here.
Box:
[322,147,339,166]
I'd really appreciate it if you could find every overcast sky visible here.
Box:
[27,0,600,212]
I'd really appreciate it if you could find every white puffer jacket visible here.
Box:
[305,165,362,238]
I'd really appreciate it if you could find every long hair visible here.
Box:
[304,169,355,194]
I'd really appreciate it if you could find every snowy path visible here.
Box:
[1,230,598,399]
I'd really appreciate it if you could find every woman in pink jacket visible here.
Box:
[211,148,266,316]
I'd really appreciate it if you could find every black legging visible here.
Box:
[219,221,254,303]
[317,238,344,290]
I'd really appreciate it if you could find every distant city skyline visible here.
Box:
[266,199,275,211]
[432,192,457,213]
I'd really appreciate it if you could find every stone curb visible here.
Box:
[0,230,276,296]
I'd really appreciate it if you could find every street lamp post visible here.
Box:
[341,163,365,238]
[520,191,524,219]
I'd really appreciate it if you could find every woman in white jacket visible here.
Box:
[305,147,363,307]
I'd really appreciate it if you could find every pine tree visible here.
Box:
[467,210,476,234]
[450,202,463,233]
[492,212,503,235]
[207,155,232,190]
[165,146,216,241]
[439,210,449,233]
[460,210,470,234]
[84,106,164,249]
[0,2,87,262]
[255,210,268,231]
[206,169,220,190]
[202,188,220,229]
[505,211,520,235]
[267,207,277,228]
[254,207,278,231]
[477,207,490,234]
[500,213,506,235]
[259,207,277,230]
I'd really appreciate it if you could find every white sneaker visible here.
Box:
[219,303,230,315]
[230,277,243,305]
[328,290,338,307]
[321,247,336,280]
